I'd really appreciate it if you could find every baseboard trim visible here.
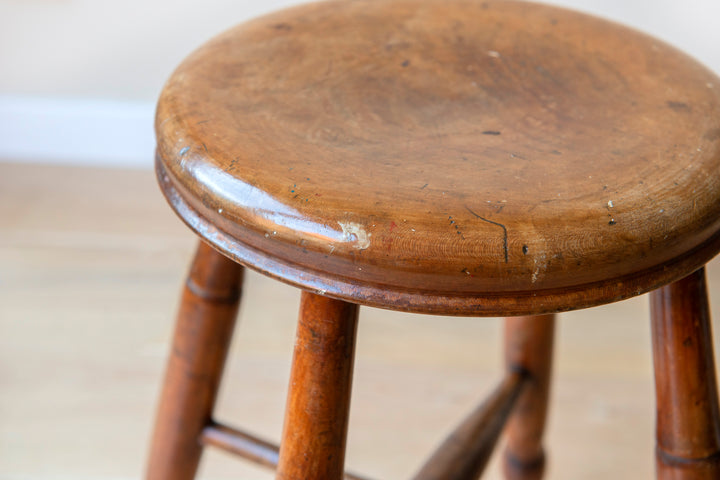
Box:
[0,96,155,169]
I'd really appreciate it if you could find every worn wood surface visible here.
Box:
[503,315,555,480]
[650,268,720,478]
[156,0,720,315]
[276,292,359,480]
[146,242,244,480]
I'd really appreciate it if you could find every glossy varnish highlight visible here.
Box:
[156,0,720,315]
[147,1,720,479]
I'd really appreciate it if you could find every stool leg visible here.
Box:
[146,242,244,480]
[651,267,720,478]
[502,314,555,480]
[276,291,359,480]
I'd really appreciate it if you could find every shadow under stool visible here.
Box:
[146,1,720,479]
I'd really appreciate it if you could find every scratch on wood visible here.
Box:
[465,205,508,263]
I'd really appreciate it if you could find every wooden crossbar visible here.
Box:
[411,371,529,480]
[200,421,373,480]
[202,372,528,480]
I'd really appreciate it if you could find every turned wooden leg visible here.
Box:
[651,267,720,479]
[502,315,555,480]
[146,242,244,480]
[276,291,359,480]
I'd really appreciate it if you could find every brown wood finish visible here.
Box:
[156,0,720,315]
[146,242,243,480]
[200,421,373,480]
[650,268,720,478]
[503,315,555,480]
[148,1,720,479]
[201,421,278,471]
[276,291,359,480]
[411,372,527,480]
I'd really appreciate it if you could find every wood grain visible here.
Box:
[146,242,243,480]
[651,268,720,479]
[147,0,720,477]
[156,0,720,315]
[275,292,359,480]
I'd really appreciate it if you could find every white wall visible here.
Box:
[1,0,719,167]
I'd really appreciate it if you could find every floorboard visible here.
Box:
[2,161,720,479]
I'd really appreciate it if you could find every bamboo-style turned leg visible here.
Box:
[146,242,244,480]
[503,315,555,480]
[276,292,360,480]
[651,268,720,479]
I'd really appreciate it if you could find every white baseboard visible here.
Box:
[0,96,155,169]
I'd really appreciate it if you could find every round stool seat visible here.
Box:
[156,0,720,315]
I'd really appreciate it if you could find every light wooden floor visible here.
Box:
[2,161,720,480]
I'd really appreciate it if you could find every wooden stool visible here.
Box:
[147,1,720,478]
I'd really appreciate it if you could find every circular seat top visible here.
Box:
[156,0,720,316]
